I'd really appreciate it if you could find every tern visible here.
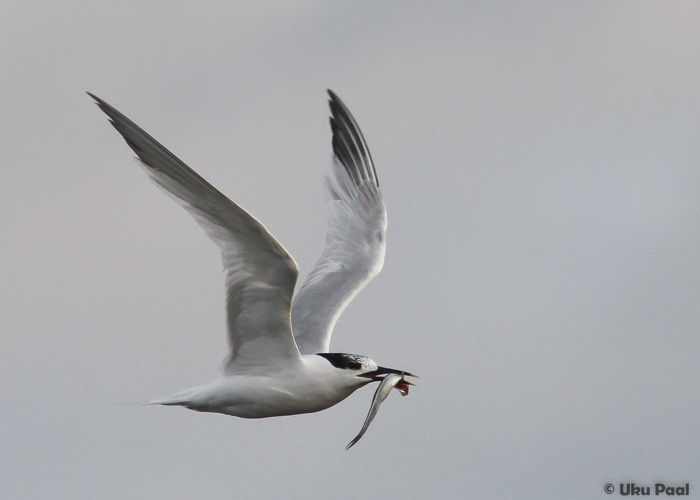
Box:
[89,90,416,449]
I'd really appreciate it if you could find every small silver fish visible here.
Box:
[346,373,415,450]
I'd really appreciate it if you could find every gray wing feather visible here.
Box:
[89,93,302,371]
[291,91,387,354]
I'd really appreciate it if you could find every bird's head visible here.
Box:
[316,353,418,393]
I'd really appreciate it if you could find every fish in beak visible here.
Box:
[346,369,419,450]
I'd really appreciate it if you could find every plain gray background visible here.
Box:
[1,1,699,498]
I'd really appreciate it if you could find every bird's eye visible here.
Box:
[348,361,361,370]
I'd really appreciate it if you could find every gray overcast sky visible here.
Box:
[1,1,700,499]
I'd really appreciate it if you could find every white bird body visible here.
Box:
[151,355,374,418]
[89,90,415,448]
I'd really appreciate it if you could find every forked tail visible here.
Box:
[141,388,199,407]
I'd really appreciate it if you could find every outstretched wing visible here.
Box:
[89,93,302,372]
[291,90,387,354]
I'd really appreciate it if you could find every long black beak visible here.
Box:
[357,366,419,381]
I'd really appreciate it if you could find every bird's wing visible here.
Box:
[291,90,387,354]
[89,94,302,372]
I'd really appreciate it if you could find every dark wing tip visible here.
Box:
[87,92,111,112]
[326,90,379,188]
[87,93,127,127]
[87,93,195,181]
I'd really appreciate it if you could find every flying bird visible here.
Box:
[89,90,416,449]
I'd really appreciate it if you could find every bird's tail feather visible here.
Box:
[141,388,198,406]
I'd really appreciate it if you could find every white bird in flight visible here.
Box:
[89,90,416,449]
